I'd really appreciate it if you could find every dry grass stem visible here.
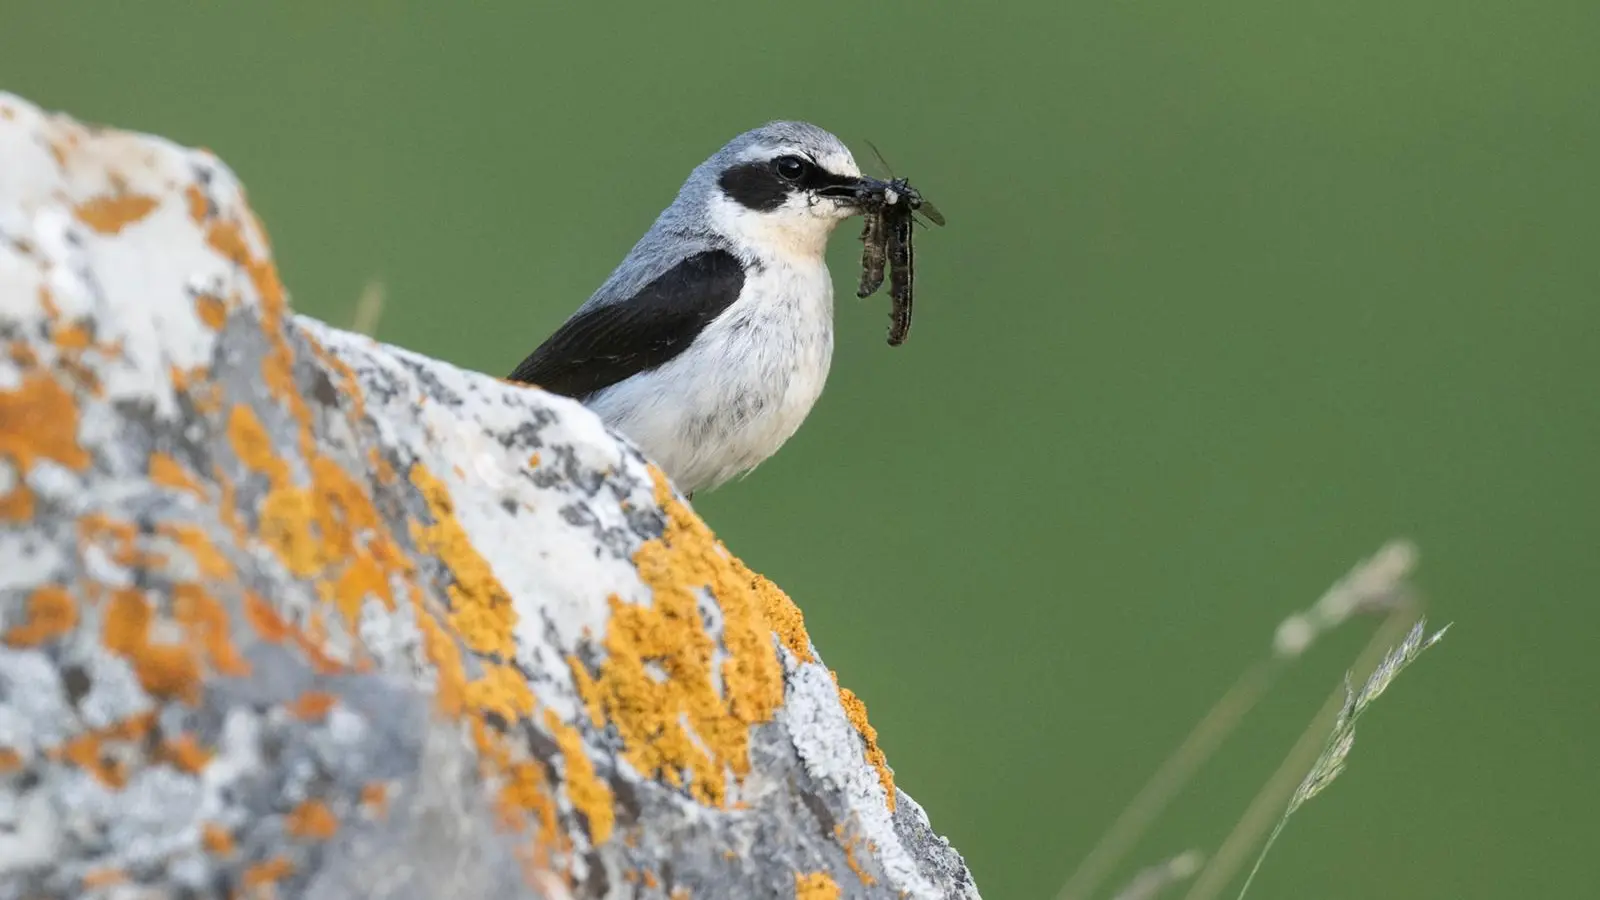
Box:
[1181,609,1449,900]
[1180,606,1416,900]
[1056,540,1420,900]
[349,277,387,337]
[1110,850,1205,900]
[1231,616,1447,899]
[1055,662,1276,900]
[1272,539,1418,659]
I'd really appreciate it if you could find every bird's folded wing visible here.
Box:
[506,250,745,400]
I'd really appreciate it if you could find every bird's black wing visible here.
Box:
[507,250,745,400]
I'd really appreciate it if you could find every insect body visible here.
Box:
[854,176,943,346]
[857,201,887,299]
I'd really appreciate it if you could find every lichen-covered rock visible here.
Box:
[0,93,978,900]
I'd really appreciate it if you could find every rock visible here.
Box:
[0,93,978,900]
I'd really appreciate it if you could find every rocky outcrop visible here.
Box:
[0,93,977,900]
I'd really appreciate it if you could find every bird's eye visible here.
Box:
[773,155,809,181]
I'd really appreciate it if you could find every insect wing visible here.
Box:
[865,139,898,180]
[914,197,946,227]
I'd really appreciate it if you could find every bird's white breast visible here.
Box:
[585,256,835,494]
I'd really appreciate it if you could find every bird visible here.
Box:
[508,122,871,497]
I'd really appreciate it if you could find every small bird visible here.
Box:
[509,122,871,496]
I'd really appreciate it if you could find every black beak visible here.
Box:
[816,175,872,205]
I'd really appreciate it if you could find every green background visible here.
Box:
[7,3,1596,897]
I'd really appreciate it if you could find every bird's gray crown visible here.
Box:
[710,121,857,170]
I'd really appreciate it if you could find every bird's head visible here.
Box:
[681,121,867,262]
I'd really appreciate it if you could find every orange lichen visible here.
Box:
[835,682,894,811]
[172,583,251,677]
[285,799,339,840]
[231,396,404,604]
[259,344,301,423]
[408,465,517,658]
[102,589,204,704]
[81,868,128,889]
[280,366,316,466]
[257,485,321,575]
[4,586,78,647]
[201,822,235,856]
[193,202,315,475]
[53,322,92,351]
[37,299,119,398]
[360,782,390,818]
[288,691,338,721]
[36,284,60,320]
[52,712,155,788]
[226,405,289,484]
[795,872,841,900]
[213,379,401,658]
[198,216,252,273]
[78,513,140,567]
[327,554,385,625]
[7,341,36,367]
[0,482,33,521]
[834,823,877,886]
[59,739,127,788]
[194,292,228,330]
[294,609,345,676]
[184,184,209,221]
[171,364,223,415]
[545,709,615,845]
[243,591,291,644]
[367,447,395,485]
[753,571,812,663]
[309,455,382,545]
[73,193,159,234]
[411,585,467,716]
[158,524,234,580]
[230,395,406,640]
[157,733,213,774]
[527,452,540,468]
[215,468,247,541]
[464,662,537,723]
[566,655,605,729]
[0,374,92,472]
[242,857,294,889]
[497,760,562,848]
[294,633,347,678]
[568,467,786,806]
[0,749,21,772]
[307,454,402,620]
[148,453,207,497]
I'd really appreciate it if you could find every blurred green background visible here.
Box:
[7,2,1596,897]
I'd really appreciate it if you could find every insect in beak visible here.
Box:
[852,174,944,346]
